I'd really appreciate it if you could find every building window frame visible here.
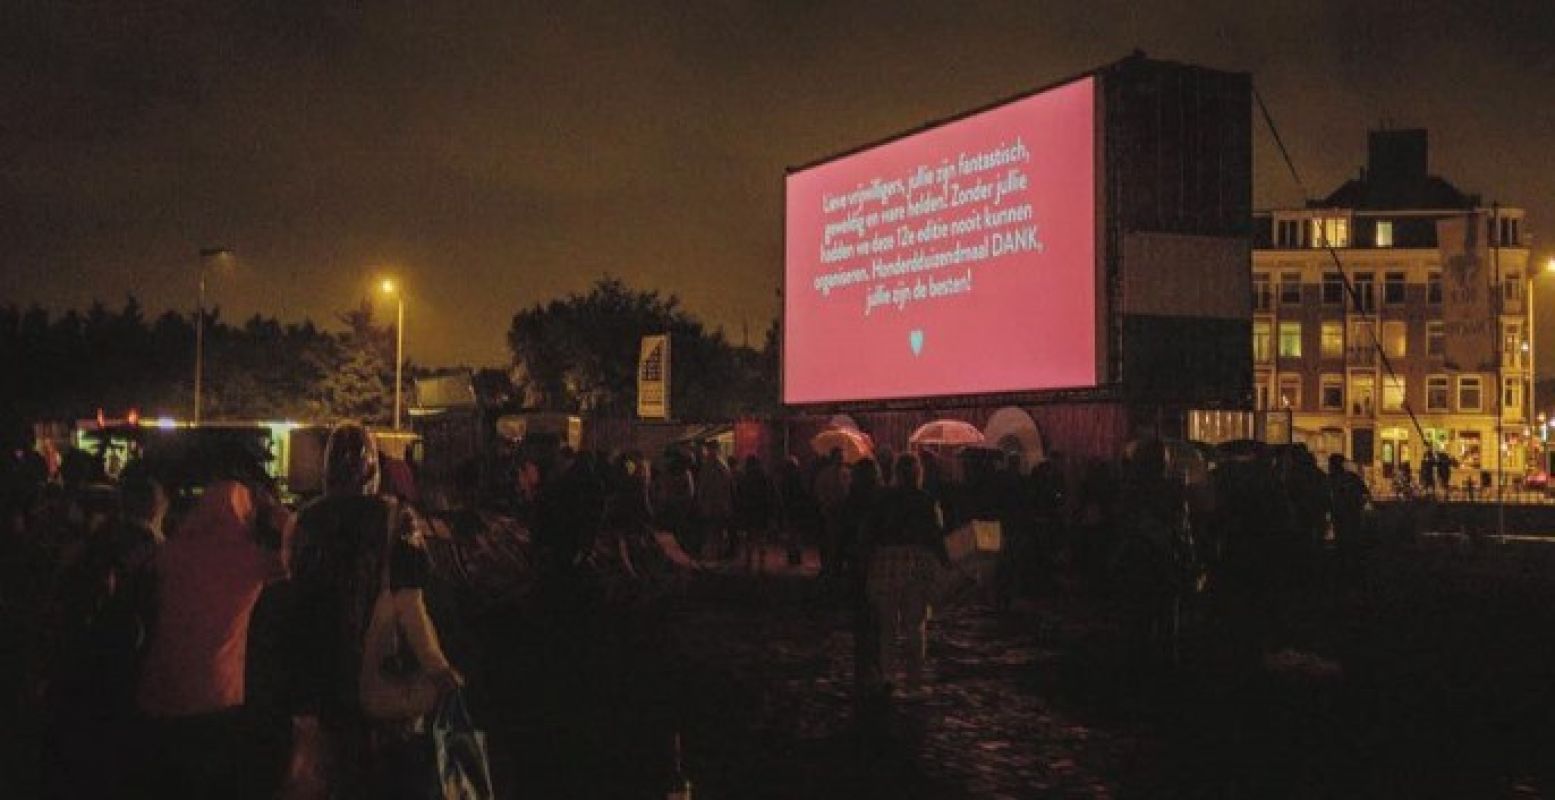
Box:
[1349,371,1376,416]
[1427,270,1442,304]
[1504,272,1525,303]
[1252,272,1272,312]
[1382,374,1407,412]
[1375,219,1394,248]
[1278,321,1303,359]
[1426,375,1450,412]
[1351,272,1375,312]
[1383,271,1406,305]
[1427,321,1445,357]
[1279,271,1302,305]
[1310,216,1350,248]
[1458,376,1484,412]
[1320,374,1344,411]
[1504,377,1524,418]
[1278,374,1302,410]
[1320,321,1344,359]
[1381,320,1408,359]
[1253,320,1272,364]
[1321,272,1345,305]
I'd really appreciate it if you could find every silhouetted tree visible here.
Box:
[506,276,778,419]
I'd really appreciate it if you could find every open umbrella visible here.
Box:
[810,427,874,464]
[909,419,986,447]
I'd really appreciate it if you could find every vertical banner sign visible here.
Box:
[637,334,670,419]
[1438,214,1495,371]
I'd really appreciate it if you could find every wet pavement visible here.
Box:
[478,539,1555,798]
[10,536,1555,798]
[665,573,1133,799]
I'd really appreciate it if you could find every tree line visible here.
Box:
[0,277,779,432]
[0,297,405,427]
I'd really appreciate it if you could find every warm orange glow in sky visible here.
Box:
[4,1,1554,371]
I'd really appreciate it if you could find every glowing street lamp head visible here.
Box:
[1546,257,1555,274]
[380,278,397,295]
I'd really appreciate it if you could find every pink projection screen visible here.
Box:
[784,76,1097,404]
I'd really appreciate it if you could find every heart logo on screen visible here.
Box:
[909,329,924,356]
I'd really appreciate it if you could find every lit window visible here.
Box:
[1252,320,1272,363]
[1504,377,1524,418]
[1350,320,1375,361]
[1279,272,1302,305]
[1278,375,1302,409]
[1503,321,1524,367]
[1382,375,1407,411]
[1382,321,1407,359]
[1321,321,1344,359]
[1427,322,1445,356]
[1384,271,1406,304]
[1350,372,1375,415]
[1375,220,1394,248]
[1310,217,1350,248]
[1320,375,1344,410]
[1278,322,1303,358]
[1426,376,1450,411]
[1459,376,1483,412]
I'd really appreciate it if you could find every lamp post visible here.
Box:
[380,278,405,430]
[193,247,233,425]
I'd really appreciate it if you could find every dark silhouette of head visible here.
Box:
[118,460,167,527]
[324,422,379,497]
[894,453,924,490]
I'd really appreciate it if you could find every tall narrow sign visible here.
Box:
[1438,213,1495,371]
[638,334,670,419]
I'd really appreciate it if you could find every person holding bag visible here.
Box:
[287,422,462,798]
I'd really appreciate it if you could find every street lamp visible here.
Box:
[193,247,234,425]
[380,278,405,430]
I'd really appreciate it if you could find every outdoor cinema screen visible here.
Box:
[783,76,1096,404]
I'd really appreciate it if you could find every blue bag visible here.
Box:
[433,690,494,799]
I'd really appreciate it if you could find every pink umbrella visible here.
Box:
[908,419,986,447]
[810,427,874,464]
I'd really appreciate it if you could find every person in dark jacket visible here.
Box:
[838,457,883,585]
[775,456,812,567]
[39,461,167,798]
[864,454,950,696]
[1328,453,1372,590]
[734,456,774,571]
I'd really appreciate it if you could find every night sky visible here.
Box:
[4,0,1554,370]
